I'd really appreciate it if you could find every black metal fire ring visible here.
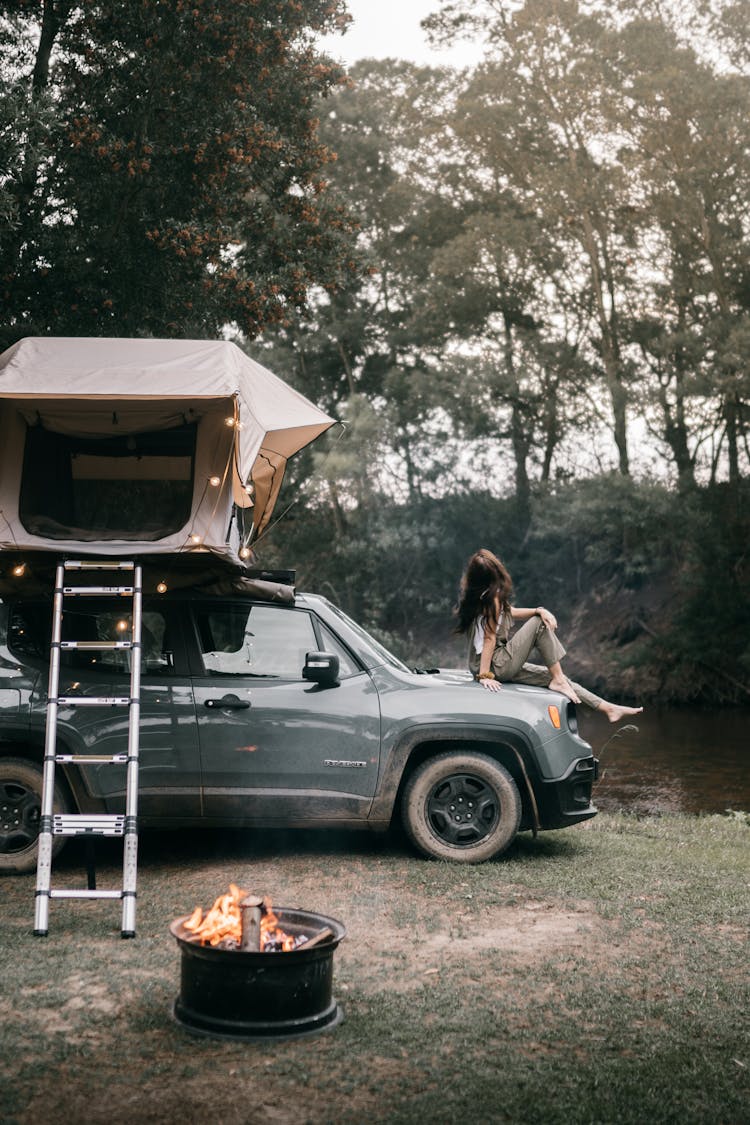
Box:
[170,907,346,1042]
[172,998,344,1042]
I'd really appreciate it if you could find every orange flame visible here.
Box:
[183,885,296,950]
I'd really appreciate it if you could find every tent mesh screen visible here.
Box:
[19,422,196,541]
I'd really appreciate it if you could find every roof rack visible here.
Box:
[245,567,296,586]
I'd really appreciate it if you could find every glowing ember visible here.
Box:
[183,884,306,952]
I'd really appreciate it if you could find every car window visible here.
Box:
[196,604,318,680]
[9,603,174,677]
[8,604,48,660]
[316,621,360,678]
[322,602,411,672]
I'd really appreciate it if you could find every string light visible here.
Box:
[156,581,168,594]
[224,417,236,427]
[11,563,26,577]
[209,475,221,487]
[239,546,251,560]
[190,533,202,544]
[116,619,129,633]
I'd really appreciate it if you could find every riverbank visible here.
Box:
[1,813,747,1123]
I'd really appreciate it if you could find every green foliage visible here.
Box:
[258,475,749,700]
[0,0,356,346]
[527,474,689,587]
[255,0,750,505]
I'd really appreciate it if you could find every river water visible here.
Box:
[577,706,749,816]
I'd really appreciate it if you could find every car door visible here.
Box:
[188,600,381,822]
[19,598,201,818]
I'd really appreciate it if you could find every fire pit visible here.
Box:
[170,892,346,1041]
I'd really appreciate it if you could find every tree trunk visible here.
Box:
[725,395,740,485]
[502,316,531,528]
[327,481,347,535]
[660,380,695,491]
[540,377,559,483]
[578,203,630,475]
[32,1,68,96]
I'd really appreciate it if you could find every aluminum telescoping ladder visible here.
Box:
[34,560,143,938]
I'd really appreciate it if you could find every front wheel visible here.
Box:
[0,757,70,875]
[402,752,522,863]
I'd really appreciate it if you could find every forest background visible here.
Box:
[1,0,749,704]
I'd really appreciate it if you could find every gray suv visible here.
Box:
[0,588,598,873]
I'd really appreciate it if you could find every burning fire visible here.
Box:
[183,884,299,951]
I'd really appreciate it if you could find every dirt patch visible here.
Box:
[23,1074,369,1125]
[17,973,123,1039]
[337,901,611,995]
[423,904,601,954]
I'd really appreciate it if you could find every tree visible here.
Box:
[0,0,356,346]
[605,11,750,486]
[251,58,472,508]
[442,1,644,475]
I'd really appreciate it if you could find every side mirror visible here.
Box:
[302,651,340,686]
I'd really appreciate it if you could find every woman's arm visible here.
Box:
[510,605,558,631]
[478,618,502,692]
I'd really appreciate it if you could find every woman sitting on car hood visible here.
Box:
[456,548,643,724]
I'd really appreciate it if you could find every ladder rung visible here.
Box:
[49,889,124,900]
[60,640,133,650]
[62,586,134,596]
[64,561,134,571]
[57,696,132,707]
[53,814,125,836]
[55,754,128,765]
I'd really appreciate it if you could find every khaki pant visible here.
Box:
[469,615,603,711]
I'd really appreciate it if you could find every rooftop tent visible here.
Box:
[0,337,334,565]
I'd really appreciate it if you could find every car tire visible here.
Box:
[402,751,522,863]
[0,757,70,875]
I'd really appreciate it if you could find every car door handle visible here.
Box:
[204,695,251,710]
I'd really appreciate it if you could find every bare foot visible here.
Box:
[548,677,581,704]
[600,702,644,724]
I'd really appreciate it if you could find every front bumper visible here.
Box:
[533,755,599,829]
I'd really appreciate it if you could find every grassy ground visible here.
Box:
[0,813,748,1125]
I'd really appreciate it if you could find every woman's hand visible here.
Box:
[537,606,557,631]
[479,677,502,693]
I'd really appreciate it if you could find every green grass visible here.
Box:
[0,813,748,1124]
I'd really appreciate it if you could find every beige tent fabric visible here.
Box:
[0,337,335,560]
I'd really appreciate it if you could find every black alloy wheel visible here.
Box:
[426,771,500,846]
[402,751,522,863]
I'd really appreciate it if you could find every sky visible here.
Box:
[317,0,485,69]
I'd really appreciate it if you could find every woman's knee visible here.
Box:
[532,613,547,636]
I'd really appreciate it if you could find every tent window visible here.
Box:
[19,422,196,541]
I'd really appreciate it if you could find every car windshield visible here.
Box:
[323,603,411,673]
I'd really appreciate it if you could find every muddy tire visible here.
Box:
[0,757,70,875]
[402,751,522,863]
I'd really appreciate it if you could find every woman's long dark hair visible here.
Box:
[454,549,514,636]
